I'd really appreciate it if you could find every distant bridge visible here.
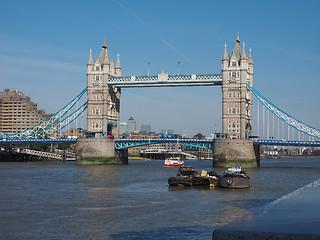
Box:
[114,138,213,150]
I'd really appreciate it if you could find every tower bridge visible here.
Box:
[1,35,320,167]
[77,34,256,166]
[85,34,253,141]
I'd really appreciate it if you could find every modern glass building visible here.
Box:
[126,117,136,134]
[141,123,151,132]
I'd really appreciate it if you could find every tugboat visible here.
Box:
[168,166,219,187]
[168,166,195,186]
[218,166,250,189]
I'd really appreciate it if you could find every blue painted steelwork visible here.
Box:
[247,84,320,139]
[40,102,87,138]
[115,138,320,149]
[114,138,213,150]
[253,139,320,147]
[1,138,319,148]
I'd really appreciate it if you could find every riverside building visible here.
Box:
[0,89,59,137]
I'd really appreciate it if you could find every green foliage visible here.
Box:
[30,143,51,151]
[58,143,73,150]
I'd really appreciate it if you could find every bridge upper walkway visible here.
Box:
[108,73,222,88]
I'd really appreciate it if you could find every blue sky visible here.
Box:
[1,0,319,137]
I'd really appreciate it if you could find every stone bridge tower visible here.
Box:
[86,41,122,138]
[222,34,253,139]
[213,35,258,168]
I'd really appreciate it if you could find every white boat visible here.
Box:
[164,157,184,167]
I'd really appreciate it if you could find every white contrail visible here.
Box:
[112,0,191,61]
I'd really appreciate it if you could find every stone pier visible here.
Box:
[213,139,260,168]
[76,138,128,164]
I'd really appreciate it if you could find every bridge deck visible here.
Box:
[1,138,319,148]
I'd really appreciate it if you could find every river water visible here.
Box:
[0,157,320,239]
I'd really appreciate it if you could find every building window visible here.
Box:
[96,66,99,71]
[232,62,237,67]
[232,108,236,114]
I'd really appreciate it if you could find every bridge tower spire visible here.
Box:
[86,40,121,138]
[221,34,253,139]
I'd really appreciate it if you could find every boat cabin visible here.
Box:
[178,166,197,176]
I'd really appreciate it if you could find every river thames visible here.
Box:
[1,157,319,239]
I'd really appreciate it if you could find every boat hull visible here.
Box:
[165,159,184,167]
[165,163,184,167]
[218,176,250,189]
[192,176,219,187]
[168,176,192,186]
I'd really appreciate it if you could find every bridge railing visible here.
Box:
[253,139,320,147]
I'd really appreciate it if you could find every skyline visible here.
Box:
[1,1,320,137]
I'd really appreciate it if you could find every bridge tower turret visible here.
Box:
[86,40,121,138]
[221,34,253,139]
